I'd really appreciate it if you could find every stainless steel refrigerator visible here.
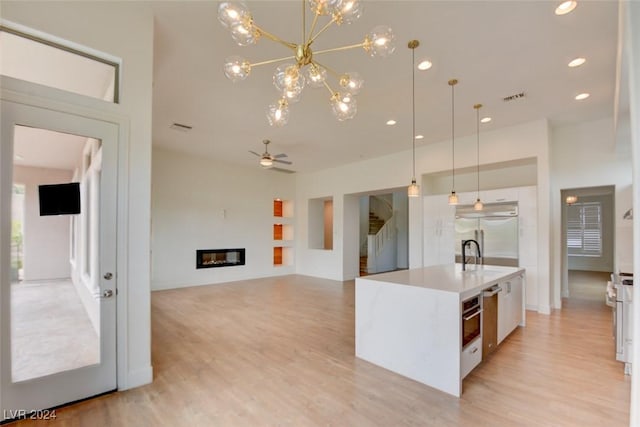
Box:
[454,202,519,267]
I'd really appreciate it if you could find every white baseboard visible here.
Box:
[537,305,552,315]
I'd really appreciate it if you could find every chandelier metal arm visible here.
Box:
[308,17,337,45]
[250,55,298,68]
[253,24,298,49]
[321,79,337,96]
[313,42,366,56]
[312,60,340,79]
[306,10,320,45]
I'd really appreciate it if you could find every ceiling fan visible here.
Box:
[249,140,294,173]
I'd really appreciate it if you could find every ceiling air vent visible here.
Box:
[502,92,525,102]
[170,122,193,132]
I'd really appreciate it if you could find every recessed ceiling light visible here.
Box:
[415,135,424,140]
[386,119,397,126]
[575,93,590,100]
[417,60,432,71]
[480,117,492,124]
[555,0,577,15]
[568,57,586,67]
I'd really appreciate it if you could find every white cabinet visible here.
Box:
[498,274,524,343]
[423,194,456,266]
[461,337,482,379]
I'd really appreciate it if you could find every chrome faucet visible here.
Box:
[461,239,482,271]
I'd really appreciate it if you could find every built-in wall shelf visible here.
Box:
[273,199,294,266]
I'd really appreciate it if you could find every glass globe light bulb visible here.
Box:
[333,0,363,25]
[223,56,251,82]
[339,72,364,95]
[218,2,250,28]
[473,199,484,211]
[282,83,304,103]
[230,21,258,46]
[305,65,327,88]
[364,25,396,58]
[273,64,303,92]
[331,92,357,121]
[266,99,290,127]
[309,0,342,16]
[260,157,273,168]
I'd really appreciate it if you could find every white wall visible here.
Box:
[13,166,72,281]
[296,119,552,313]
[151,148,296,290]
[1,1,155,390]
[550,117,632,307]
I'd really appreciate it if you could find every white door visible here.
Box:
[1,99,117,418]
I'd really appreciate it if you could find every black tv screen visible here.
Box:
[38,182,81,216]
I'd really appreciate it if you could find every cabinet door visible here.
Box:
[423,195,455,266]
[497,281,510,344]
[510,275,524,329]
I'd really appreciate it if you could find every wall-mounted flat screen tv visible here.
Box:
[38,182,81,216]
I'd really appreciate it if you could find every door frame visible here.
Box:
[559,185,616,300]
[0,76,132,400]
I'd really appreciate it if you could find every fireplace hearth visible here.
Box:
[196,248,245,269]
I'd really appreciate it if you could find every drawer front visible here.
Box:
[461,337,482,378]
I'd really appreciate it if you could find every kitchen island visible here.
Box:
[355,263,525,397]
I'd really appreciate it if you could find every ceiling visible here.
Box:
[13,126,86,171]
[151,1,619,174]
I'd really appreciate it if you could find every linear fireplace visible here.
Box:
[196,248,245,269]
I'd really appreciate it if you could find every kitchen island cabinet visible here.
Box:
[497,274,525,344]
[355,264,525,397]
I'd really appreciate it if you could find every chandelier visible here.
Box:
[218,0,395,126]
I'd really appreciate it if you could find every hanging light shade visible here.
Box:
[448,79,459,205]
[407,40,420,198]
[473,103,484,211]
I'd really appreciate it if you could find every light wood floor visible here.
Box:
[8,274,630,426]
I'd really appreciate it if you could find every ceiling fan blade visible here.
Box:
[273,158,292,165]
[249,150,261,157]
[273,153,288,159]
[270,167,295,174]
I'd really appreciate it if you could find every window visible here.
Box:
[0,26,119,102]
[567,202,602,256]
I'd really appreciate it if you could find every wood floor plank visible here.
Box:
[6,273,630,426]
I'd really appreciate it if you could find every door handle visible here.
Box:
[463,309,483,321]
[104,272,113,280]
[101,289,114,298]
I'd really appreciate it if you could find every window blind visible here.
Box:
[567,202,602,256]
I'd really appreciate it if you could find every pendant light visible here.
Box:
[473,103,484,211]
[407,40,420,198]
[448,79,459,205]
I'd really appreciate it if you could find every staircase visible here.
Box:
[360,212,386,276]
[369,212,385,234]
[360,256,368,276]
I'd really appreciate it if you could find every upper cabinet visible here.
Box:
[423,194,456,266]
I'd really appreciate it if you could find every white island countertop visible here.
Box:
[361,263,524,300]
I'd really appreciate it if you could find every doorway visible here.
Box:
[560,185,615,303]
[1,100,118,417]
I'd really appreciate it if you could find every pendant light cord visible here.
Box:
[451,83,455,190]
[412,46,416,180]
[476,105,480,197]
